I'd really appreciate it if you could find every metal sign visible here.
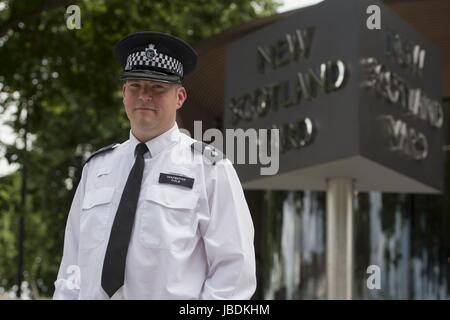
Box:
[223,0,443,193]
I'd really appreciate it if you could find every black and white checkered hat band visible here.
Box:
[124,51,184,76]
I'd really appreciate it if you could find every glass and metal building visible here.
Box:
[180,0,450,299]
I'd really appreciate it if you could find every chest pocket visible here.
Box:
[80,187,115,250]
[139,184,199,251]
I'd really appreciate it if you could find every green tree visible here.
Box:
[0,0,280,298]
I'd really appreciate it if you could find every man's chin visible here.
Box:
[136,120,158,129]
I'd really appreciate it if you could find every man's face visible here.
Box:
[122,79,186,136]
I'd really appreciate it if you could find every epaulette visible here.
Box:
[85,143,120,164]
[190,141,225,165]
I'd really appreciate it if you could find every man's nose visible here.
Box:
[138,88,152,101]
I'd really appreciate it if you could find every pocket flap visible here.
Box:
[145,185,199,210]
[82,187,115,210]
[97,166,112,177]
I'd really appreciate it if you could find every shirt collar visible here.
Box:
[129,122,180,159]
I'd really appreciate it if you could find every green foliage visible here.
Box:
[0,172,20,291]
[0,0,280,298]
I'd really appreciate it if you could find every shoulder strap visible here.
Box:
[190,141,225,165]
[85,143,120,164]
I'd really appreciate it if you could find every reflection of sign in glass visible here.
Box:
[360,30,443,161]
[379,115,428,161]
[361,58,442,129]
[386,29,426,77]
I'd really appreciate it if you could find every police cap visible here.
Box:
[115,31,197,84]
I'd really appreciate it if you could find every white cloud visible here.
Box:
[0,99,18,177]
[277,0,324,13]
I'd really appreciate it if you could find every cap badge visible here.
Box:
[145,44,157,61]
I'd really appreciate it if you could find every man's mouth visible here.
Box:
[135,107,156,111]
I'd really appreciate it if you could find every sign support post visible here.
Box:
[326,177,354,299]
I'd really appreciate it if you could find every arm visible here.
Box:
[200,159,256,299]
[52,164,87,300]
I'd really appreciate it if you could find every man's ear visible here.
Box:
[122,82,127,98]
[176,86,187,110]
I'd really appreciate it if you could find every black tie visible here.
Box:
[101,142,149,298]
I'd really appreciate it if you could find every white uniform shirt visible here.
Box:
[53,123,256,299]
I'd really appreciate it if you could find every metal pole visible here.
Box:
[326,177,354,300]
[17,107,28,299]
[16,165,26,299]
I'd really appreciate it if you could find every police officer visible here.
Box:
[53,31,256,299]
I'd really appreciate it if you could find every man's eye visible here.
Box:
[130,83,140,88]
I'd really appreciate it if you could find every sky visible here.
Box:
[277,0,324,13]
[0,0,325,177]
